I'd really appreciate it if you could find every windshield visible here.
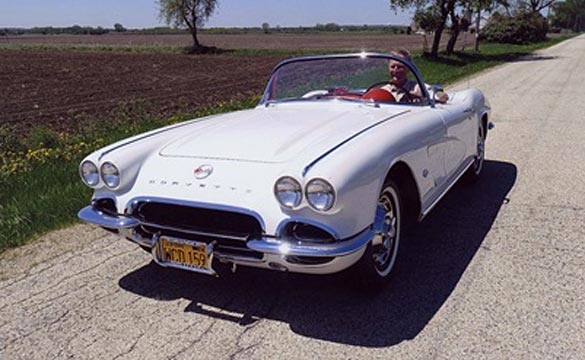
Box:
[260,55,428,106]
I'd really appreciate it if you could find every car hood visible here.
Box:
[159,103,410,163]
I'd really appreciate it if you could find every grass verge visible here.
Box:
[0,35,576,252]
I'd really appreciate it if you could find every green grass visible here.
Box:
[0,35,576,252]
[0,164,90,249]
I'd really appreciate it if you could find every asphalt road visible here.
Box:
[1,35,584,359]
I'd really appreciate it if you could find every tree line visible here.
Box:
[0,24,411,37]
[0,24,129,36]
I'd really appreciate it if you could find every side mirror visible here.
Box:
[430,84,443,99]
[429,84,448,104]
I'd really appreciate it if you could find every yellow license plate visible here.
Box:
[159,237,210,270]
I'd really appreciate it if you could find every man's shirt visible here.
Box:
[381,79,423,103]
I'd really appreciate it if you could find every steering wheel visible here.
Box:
[365,81,390,92]
[363,88,396,102]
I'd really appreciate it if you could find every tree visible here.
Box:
[482,10,548,43]
[499,0,556,14]
[114,23,127,32]
[525,0,557,12]
[550,0,585,32]
[390,0,455,57]
[469,0,496,51]
[444,0,508,53]
[413,5,443,33]
[158,0,218,52]
[262,22,270,34]
[446,2,464,53]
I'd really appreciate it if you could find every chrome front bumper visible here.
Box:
[78,205,372,274]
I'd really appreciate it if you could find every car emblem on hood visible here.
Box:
[194,164,213,179]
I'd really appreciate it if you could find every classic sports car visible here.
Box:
[78,53,490,286]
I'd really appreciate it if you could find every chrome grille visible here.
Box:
[132,201,264,260]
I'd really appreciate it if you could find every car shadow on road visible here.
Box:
[118,159,517,347]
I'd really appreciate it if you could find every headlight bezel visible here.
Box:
[80,160,100,187]
[100,162,121,189]
[305,178,336,212]
[274,176,303,209]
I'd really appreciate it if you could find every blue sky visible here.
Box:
[0,0,414,28]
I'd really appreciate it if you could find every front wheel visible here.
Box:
[353,179,403,288]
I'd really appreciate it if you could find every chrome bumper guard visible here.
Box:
[78,205,139,229]
[78,205,372,258]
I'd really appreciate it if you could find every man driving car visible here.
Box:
[381,48,448,104]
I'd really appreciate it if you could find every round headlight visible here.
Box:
[80,161,99,187]
[306,178,335,211]
[274,176,302,208]
[100,162,120,188]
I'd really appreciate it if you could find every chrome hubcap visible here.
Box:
[372,191,399,273]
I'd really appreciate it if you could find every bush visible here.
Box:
[0,125,26,153]
[25,127,62,149]
[482,12,548,44]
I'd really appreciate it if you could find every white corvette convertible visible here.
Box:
[78,53,490,286]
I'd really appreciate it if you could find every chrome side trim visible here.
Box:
[78,205,139,229]
[302,109,411,176]
[421,158,474,219]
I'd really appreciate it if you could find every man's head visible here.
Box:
[390,48,412,60]
[388,48,412,86]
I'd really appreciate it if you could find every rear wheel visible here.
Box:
[353,179,402,288]
[463,122,485,183]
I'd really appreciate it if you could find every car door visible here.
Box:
[435,103,474,181]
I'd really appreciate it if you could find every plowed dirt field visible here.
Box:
[0,50,284,134]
